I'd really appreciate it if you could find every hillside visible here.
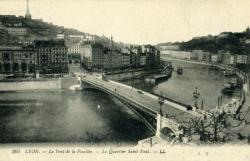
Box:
[158,28,250,56]
[22,19,85,41]
[0,15,125,48]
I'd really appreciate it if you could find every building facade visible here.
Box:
[4,27,27,36]
[67,43,83,63]
[211,54,223,63]
[81,43,104,70]
[103,49,122,70]
[142,45,160,69]
[130,46,142,67]
[121,53,130,68]
[160,50,192,60]
[0,46,35,74]
[57,34,65,39]
[34,40,68,74]
[159,44,180,50]
[139,54,147,66]
[67,35,85,43]
[236,55,248,64]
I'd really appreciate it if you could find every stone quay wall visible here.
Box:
[0,79,62,91]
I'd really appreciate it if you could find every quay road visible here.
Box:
[80,73,203,124]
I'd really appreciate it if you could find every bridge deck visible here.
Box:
[81,74,202,123]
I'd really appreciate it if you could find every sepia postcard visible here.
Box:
[0,0,250,161]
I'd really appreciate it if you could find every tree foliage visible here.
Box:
[179,31,249,55]
[187,112,233,143]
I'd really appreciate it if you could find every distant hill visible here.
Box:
[157,28,250,55]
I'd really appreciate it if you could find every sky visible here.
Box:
[0,0,250,45]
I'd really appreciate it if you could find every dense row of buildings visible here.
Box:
[160,47,250,66]
[0,13,161,75]
[0,39,160,74]
[0,40,68,74]
[79,43,160,71]
[0,0,160,75]
[0,46,35,74]
[0,16,28,38]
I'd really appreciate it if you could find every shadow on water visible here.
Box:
[0,90,151,144]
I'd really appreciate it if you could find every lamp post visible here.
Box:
[158,91,164,116]
[130,64,134,89]
[193,87,200,108]
[201,99,203,110]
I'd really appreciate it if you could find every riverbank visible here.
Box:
[161,56,247,115]
[0,79,61,92]
[105,68,161,81]
[0,76,77,92]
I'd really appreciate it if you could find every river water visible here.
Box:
[128,57,240,111]
[0,90,150,144]
[0,58,240,144]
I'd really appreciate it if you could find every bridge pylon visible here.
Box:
[155,113,183,138]
[156,114,162,137]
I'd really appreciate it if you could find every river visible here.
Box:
[0,58,241,144]
[0,90,150,144]
[126,57,241,111]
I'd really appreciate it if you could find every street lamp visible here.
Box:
[158,91,164,116]
[130,64,133,88]
[193,87,200,108]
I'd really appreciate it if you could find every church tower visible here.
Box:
[25,0,32,19]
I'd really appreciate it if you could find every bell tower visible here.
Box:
[25,0,32,19]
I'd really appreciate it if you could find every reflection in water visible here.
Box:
[0,90,151,144]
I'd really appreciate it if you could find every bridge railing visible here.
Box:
[82,78,158,117]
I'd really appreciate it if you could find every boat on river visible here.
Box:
[145,64,172,84]
[221,78,238,95]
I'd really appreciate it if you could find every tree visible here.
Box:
[187,112,232,143]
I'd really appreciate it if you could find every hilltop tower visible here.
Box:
[25,0,32,19]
